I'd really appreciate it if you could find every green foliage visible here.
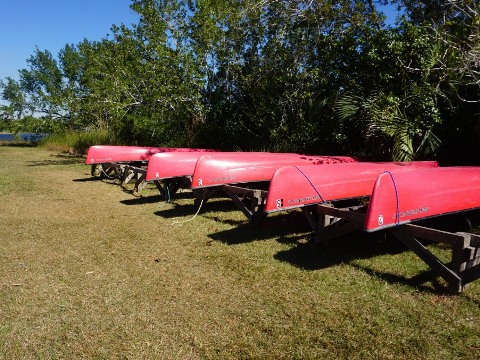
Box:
[0,77,25,120]
[40,129,115,154]
[336,3,480,161]
[336,86,443,161]
[0,114,61,136]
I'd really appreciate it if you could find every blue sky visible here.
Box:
[0,1,398,83]
[0,0,139,81]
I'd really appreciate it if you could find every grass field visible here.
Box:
[0,145,479,359]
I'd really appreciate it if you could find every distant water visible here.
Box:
[0,133,47,142]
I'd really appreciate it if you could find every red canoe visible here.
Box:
[264,161,438,213]
[86,145,215,165]
[145,151,222,181]
[365,167,480,232]
[190,153,356,189]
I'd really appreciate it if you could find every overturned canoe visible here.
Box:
[146,151,228,181]
[191,153,356,189]
[265,161,439,213]
[86,145,214,165]
[365,167,480,232]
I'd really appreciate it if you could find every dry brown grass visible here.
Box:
[0,145,479,359]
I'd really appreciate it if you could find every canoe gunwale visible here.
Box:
[364,206,480,233]
[192,179,272,190]
[264,161,439,214]
[265,195,370,214]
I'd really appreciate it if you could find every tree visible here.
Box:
[19,49,68,119]
[191,0,388,152]
[336,0,480,161]
[0,77,26,121]
[0,0,478,162]
[0,45,88,131]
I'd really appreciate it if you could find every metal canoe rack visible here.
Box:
[192,183,269,223]
[303,203,480,294]
[154,177,192,201]
[91,162,149,193]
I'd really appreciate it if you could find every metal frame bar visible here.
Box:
[192,183,269,222]
[91,162,152,193]
[308,203,480,293]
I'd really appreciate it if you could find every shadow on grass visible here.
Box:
[73,177,103,182]
[119,188,195,201]
[121,195,165,205]
[207,211,313,244]
[274,231,407,270]
[351,262,480,299]
[28,154,84,166]
[351,264,480,300]
[349,262,450,294]
[29,159,83,166]
[273,232,452,293]
[160,191,196,201]
[0,142,38,147]
[154,198,242,219]
[275,229,480,296]
[81,179,197,200]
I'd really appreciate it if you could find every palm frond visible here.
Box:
[334,94,364,121]
[392,127,414,161]
[416,128,442,156]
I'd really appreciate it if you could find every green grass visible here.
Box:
[0,146,479,359]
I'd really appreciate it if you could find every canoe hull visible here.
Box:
[191,153,356,189]
[265,161,438,213]
[365,167,480,231]
[86,145,215,165]
[145,152,218,181]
